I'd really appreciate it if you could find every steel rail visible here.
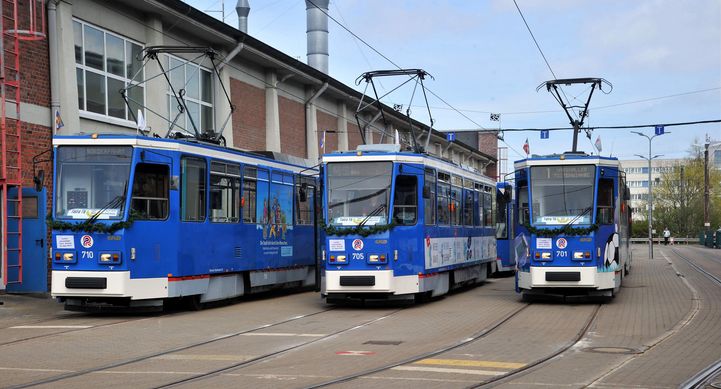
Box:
[672,248,721,389]
[154,306,410,388]
[8,306,338,389]
[471,303,602,388]
[302,303,532,389]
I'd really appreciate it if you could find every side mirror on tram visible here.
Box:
[33,170,44,192]
[422,186,431,199]
[624,187,631,201]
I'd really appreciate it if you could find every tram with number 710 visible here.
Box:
[512,152,632,298]
[320,144,498,303]
[50,134,319,311]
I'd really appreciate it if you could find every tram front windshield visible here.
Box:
[55,146,132,220]
[530,165,595,225]
[326,161,392,226]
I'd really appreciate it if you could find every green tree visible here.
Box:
[651,154,721,238]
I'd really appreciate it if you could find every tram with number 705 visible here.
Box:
[320,144,498,303]
[512,152,632,298]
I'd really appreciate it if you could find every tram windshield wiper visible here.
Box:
[359,204,386,227]
[87,195,126,224]
[563,206,593,228]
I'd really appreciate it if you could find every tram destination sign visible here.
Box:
[538,165,594,179]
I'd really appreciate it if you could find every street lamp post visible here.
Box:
[632,130,669,259]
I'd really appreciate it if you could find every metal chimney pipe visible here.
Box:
[305,0,329,73]
[236,0,250,33]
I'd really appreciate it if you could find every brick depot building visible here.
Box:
[1,0,497,293]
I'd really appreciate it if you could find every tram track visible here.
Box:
[8,306,339,389]
[671,248,721,389]
[290,302,534,388]
[0,314,173,348]
[579,247,721,389]
[152,306,411,388]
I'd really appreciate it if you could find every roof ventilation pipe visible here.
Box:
[305,0,329,73]
[236,0,250,33]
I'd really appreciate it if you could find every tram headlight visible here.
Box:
[541,252,551,259]
[98,252,121,265]
[61,252,75,262]
[367,254,388,264]
[573,251,584,259]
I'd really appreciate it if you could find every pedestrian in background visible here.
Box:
[663,227,671,246]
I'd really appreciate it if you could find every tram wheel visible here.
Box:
[185,295,203,311]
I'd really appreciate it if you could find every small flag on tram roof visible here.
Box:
[595,135,603,152]
[523,138,530,155]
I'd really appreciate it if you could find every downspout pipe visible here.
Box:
[48,0,61,134]
[305,81,329,160]
[218,42,244,71]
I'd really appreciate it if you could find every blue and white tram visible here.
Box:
[513,153,632,298]
[320,144,497,302]
[495,181,517,273]
[50,134,318,311]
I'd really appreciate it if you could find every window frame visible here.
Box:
[165,54,214,135]
[180,156,207,222]
[209,160,241,223]
[131,162,170,221]
[73,18,145,127]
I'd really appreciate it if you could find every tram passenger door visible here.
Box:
[6,187,48,293]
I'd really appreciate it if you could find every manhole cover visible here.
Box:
[621,285,646,288]
[363,340,403,346]
[585,346,641,354]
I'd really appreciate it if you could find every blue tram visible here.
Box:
[513,153,632,298]
[495,181,517,273]
[50,134,318,310]
[320,144,497,302]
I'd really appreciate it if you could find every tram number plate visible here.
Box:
[352,253,365,260]
[555,250,568,258]
[81,251,94,259]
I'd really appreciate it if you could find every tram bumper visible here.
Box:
[51,270,169,300]
[323,270,419,295]
[518,266,616,290]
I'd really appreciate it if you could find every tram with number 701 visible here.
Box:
[512,152,632,298]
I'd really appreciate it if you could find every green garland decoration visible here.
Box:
[521,222,599,237]
[48,211,140,235]
[321,219,395,237]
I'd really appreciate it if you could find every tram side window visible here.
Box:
[393,175,417,225]
[267,172,293,232]
[483,191,493,226]
[437,182,450,225]
[131,163,169,220]
[210,162,240,223]
[255,168,270,225]
[463,189,474,226]
[450,186,462,226]
[180,157,206,222]
[496,191,508,239]
[597,178,614,224]
[423,169,436,225]
[295,178,314,225]
[473,188,481,227]
[242,166,257,223]
[518,181,529,225]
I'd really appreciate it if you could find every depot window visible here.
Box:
[166,54,213,134]
[74,19,144,124]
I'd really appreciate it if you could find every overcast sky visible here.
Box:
[186,0,721,161]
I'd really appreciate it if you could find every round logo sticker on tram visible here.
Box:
[352,239,364,251]
[556,238,568,249]
[81,235,94,248]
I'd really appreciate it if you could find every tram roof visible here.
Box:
[322,149,495,185]
[52,134,318,174]
[514,153,620,169]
